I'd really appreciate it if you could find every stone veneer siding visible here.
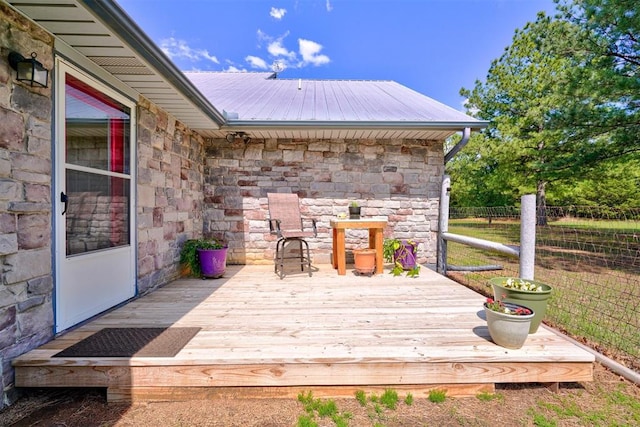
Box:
[203,138,443,265]
[0,6,207,408]
[0,3,54,408]
[135,97,206,293]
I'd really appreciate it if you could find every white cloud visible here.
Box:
[257,30,297,61]
[160,37,219,64]
[268,40,294,58]
[224,65,243,72]
[246,55,269,70]
[256,29,269,45]
[326,0,333,12]
[298,38,330,66]
[255,31,330,70]
[270,7,286,20]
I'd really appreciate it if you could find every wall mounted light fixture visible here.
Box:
[8,51,49,88]
[225,132,251,144]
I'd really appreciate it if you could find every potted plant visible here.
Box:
[348,201,361,219]
[484,296,534,349]
[353,247,376,276]
[383,238,420,277]
[180,238,227,279]
[489,277,552,333]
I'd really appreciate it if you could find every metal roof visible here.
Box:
[7,0,486,140]
[186,72,485,140]
[6,0,225,130]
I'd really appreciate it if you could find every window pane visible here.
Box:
[65,170,130,256]
[65,74,130,173]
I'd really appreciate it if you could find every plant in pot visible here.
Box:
[353,247,376,276]
[489,277,552,334]
[383,238,420,277]
[180,238,227,279]
[484,295,534,349]
[348,201,361,219]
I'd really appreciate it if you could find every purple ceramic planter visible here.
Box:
[394,241,417,270]
[197,247,227,279]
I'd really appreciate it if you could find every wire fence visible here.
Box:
[446,205,640,373]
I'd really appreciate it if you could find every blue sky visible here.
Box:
[116,0,558,111]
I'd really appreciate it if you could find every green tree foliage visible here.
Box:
[459,13,582,219]
[451,0,640,212]
[553,0,640,164]
[446,133,517,207]
[550,156,640,207]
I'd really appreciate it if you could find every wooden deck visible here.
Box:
[13,264,595,402]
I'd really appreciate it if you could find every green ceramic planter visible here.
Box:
[489,277,552,334]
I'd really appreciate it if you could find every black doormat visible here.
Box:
[53,327,201,358]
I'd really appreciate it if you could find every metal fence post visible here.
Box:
[519,194,536,280]
[437,175,450,274]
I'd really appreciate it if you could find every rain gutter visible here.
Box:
[444,127,472,163]
[223,120,488,131]
[80,0,226,127]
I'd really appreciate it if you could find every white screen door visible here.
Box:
[55,61,136,332]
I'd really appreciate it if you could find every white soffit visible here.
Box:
[7,0,224,130]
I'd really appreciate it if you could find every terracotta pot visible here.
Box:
[353,248,376,275]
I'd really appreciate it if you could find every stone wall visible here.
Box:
[0,6,207,408]
[0,3,54,408]
[203,138,443,265]
[136,97,205,293]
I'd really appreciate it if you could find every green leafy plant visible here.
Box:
[348,201,361,219]
[296,414,318,427]
[404,393,414,406]
[354,388,414,425]
[383,238,420,277]
[531,412,557,427]
[316,400,338,418]
[297,391,351,426]
[485,295,532,315]
[298,390,315,411]
[476,391,503,402]
[179,238,225,277]
[499,277,547,292]
[380,388,399,410]
[428,389,447,403]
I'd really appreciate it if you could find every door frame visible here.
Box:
[53,58,138,333]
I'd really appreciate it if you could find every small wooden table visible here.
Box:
[330,218,388,275]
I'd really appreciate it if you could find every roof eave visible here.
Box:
[79,0,226,127]
[223,120,489,131]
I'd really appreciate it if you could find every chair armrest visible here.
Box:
[267,218,282,236]
[303,218,318,237]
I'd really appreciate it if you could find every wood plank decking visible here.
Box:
[13,265,595,402]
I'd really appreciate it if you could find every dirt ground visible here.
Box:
[1,363,639,427]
